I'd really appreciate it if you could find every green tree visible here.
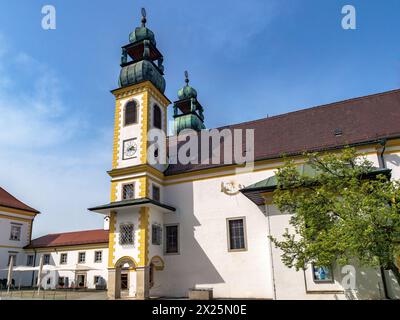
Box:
[270,148,400,289]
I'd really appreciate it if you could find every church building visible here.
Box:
[1,10,400,300]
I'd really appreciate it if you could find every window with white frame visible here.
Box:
[26,255,34,266]
[227,218,247,251]
[78,252,86,264]
[119,224,134,245]
[165,224,179,254]
[43,254,50,265]
[94,251,103,263]
[152,224,162,245]
[122,183,135,200]
[60,253,68,265]
[9,224,21,241]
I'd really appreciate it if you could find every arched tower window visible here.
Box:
[124,100,138,126]
[153,105,162,129]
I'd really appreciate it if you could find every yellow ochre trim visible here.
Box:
[137,177,147,198]
[0,206,37,217]
[27,220,33,243]
[384,150,400,155]
[385,138,400,147]
[112,99,122,169]
[140,91,149,164]
[0,245,24,249]
[109,141,400,189]
[110,182,118,202]
[108,211,117,268]
[163,146,396,185]
[112,81,171,106]
[150,255,165,271]
[138,207,150,266]
[112,173,165,187]
[0,213,32,223]
[108,164,164,180]
[114,256,138,270]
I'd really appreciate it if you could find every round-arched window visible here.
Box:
[124,100,138,126]
[153,104,162,129]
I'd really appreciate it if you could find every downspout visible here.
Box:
[31,250,37,287]
[266,204,277,300]
[379,139,387,170]
[378,138,390,299]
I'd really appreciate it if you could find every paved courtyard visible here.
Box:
[0,289,108,300]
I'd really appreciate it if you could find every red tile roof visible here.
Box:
[165,89,400,175]
[26,229,109,249]
[0,187,40,214]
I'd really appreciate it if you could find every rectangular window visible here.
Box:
[43,254,50,265]
[119,224,134,245]
[26,255,34,266]
[122,184,135,200]
[312,265,334,283]
[10,225,21,241]
[165,224,179,254]
[152,185,160,202]
[60,253,68,265]
[152,224,162,245]
[227,218,247,251]
[58,277,68,287]
[78,252,86,264]
[94,251,103,263]
[8,254,17,267]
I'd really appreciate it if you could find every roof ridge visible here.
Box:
[217,88,400,129]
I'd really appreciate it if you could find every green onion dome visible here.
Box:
[129,8,156,46]
[129,27,156,46]
[178,85,197,100]
[119,60,166,93]
[178,71,197,100]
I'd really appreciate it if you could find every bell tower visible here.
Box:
[111,8,170,174]
[173,71,206,134]
[89,9,175,300]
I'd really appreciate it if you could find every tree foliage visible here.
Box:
[270,148,400,284]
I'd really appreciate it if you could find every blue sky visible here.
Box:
[0,0,400,237]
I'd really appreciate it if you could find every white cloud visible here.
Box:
[0,35,111,237]
[0,44,85,148]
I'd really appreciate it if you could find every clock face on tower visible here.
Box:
[123,138,138,160]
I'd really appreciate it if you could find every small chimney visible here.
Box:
[104,216,110,231]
